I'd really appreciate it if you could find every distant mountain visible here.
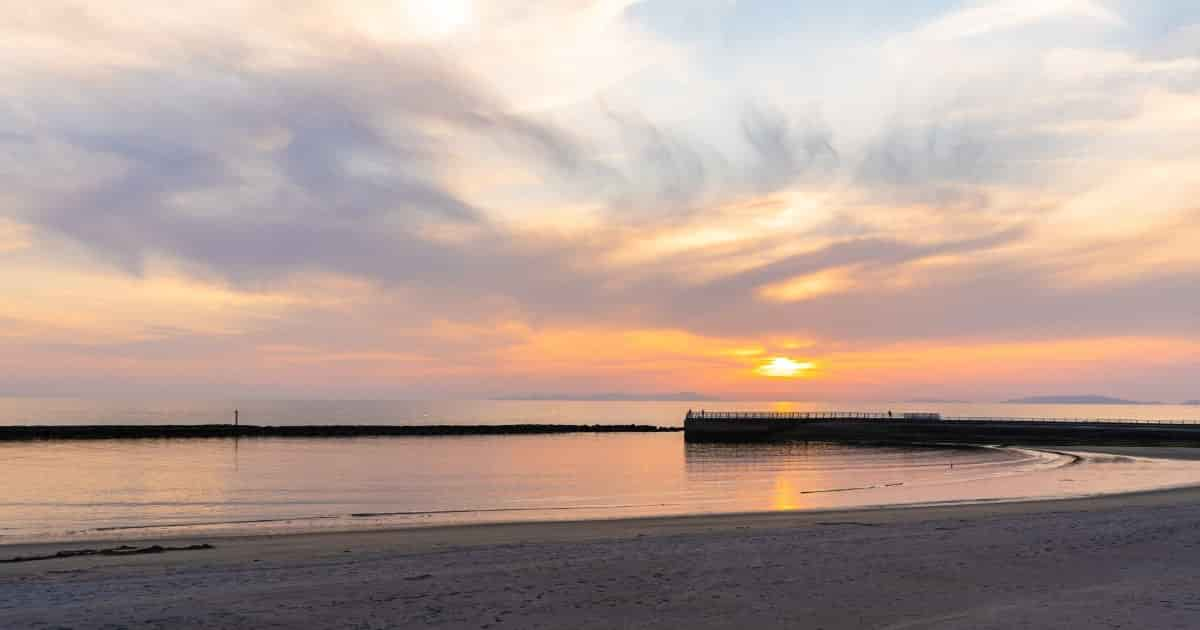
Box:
[1185,401,1200,406]
[1003,395,1160,405]
[498,391,721,402]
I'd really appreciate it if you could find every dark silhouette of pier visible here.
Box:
[684,410,1200,446]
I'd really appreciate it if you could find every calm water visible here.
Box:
[4,399,1200,545]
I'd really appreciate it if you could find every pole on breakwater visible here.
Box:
[234,408,239,427]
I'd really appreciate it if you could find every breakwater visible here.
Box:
[684,411,1200,446]
[0,424,680,442]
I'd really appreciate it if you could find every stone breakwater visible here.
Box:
[684,413,1200,446]
[0,424,681,441]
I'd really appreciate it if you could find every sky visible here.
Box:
[2,0,1199,401]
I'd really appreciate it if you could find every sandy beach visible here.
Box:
[5,448,1200,629]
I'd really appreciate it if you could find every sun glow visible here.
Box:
[756,357,815,378]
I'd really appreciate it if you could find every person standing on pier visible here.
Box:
[234,408,239,426]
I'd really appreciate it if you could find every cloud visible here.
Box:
[741,106,839,192]
[914,0,1121,42]
[13,41,594,275]
[1045,48,1200,82]
[3,1,1200,398]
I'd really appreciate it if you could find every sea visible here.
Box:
[3,398,1200,545]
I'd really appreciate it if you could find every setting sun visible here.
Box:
[756,357,815,378]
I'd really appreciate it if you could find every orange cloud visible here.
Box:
[758,267,856,302]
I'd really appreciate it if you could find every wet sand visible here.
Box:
[5,448,1200,629]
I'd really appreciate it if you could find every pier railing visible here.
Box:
[685,410,1200,426]
[687,411,892,421]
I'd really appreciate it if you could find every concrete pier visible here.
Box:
[683,410,1200,446]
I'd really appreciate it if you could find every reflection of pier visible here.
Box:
[684,410,1200,446]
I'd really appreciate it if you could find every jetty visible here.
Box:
[684,410,1200,446]
[0,424,680,442]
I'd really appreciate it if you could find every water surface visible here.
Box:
[5,433,1200,545]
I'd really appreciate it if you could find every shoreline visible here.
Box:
[7,446,1200,628]
[8,487,1200,630]
[6,480,1200,564]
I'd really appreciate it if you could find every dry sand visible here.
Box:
[5,448,1200,629]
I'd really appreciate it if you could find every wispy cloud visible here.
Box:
[913,0,1121,41]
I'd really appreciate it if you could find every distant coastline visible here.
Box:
[1003,395,1160,405]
